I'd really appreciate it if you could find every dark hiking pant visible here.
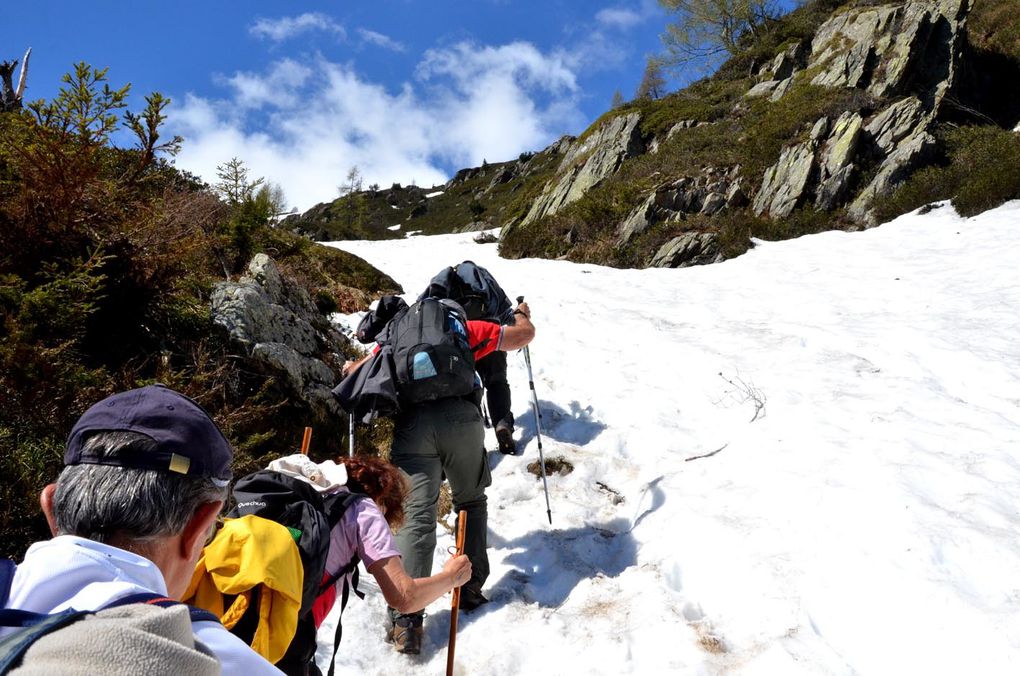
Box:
[476,350,513,430]
[389,397,491,620]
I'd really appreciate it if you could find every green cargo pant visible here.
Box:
[389,396,492,610]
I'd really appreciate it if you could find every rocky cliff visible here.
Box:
[495,0,1018,269]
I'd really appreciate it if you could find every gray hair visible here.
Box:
[53,431,228,544]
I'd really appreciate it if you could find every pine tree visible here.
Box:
[611,89,626,109]
[215,158,264,206]
[338,165,363,197]
[635,57,667,100]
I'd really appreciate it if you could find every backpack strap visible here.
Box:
[318,492,368,594]
[0,561,219,672]
[322,491,365,530]
[325,561,363,676]
[0,560,96,672]
[104,592,221,625]
[0,608,90,672]
[0,559,15,608]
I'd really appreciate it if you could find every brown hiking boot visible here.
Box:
[495,423,517,455]
[387,615,423,655]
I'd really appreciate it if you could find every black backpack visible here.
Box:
[0,559,219,674]
[419,261,514,323]
[385,297,479,405]
[228,472,365,676]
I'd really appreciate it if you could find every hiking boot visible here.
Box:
[495,423,517,455]
[387,614,423,655]
[458,586,489,612]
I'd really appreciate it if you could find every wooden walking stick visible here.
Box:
[300,426,312,455]
[446,510,467,676]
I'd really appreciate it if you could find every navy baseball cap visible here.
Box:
[65,384,233,486]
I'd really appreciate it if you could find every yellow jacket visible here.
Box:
[184,514,304,665]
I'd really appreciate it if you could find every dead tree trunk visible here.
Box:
[1,48,31,112]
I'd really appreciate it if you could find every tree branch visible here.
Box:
[16,47,31,100]
[685,443,728,462]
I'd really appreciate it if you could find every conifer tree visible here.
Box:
[215,157,264,206]
[635,57,667,100]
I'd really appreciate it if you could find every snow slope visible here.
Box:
[319,201,1020,675]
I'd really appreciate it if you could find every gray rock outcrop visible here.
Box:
[746,41,806,102]
[753,0,969,222]
[810,0,968,103]
[521,112,644,226]
[617,194,657,245]
[618,167,744,245]
[753,139,818,218]
[849,127,937,219]
[815,112,864,210]
[211,254,348,422]
[649,232,722,268]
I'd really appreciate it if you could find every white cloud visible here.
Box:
[416,42,581,166]
[595,0,662,30]
[595,8,644,28]
[249,13,346,42]
[219,59,313,109]
[169,44,585,211]
[357,28,406,52]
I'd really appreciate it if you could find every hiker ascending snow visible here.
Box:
[188,453,471,676]
[1,385,284,675]
[339,296,536,654]
[419,261,522,454]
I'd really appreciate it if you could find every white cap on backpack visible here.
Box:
[266,454,348,493]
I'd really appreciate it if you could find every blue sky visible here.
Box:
[3,1,792,210]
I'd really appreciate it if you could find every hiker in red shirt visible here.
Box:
[342,301,535,654]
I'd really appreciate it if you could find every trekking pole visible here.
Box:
[447,510,467,676]
[348,413,355,457]
[516,296,553,525]
[301,427,312,455]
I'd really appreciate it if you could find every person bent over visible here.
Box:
[353,302,535,654]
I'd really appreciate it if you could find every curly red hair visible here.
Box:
[339,455,408,529]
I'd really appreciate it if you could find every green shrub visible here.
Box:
[969,0,1020,61]
[314,289,339,316]
[950,126,1020,216]
[874,125,1020,221]
[0,428,64,559]
[0,63,400,558]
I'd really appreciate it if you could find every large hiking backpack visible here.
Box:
[420,261,514,323]
[386,297,478,404]
[0,559,219,675]
[333,296,486,422]
[225,471,365,676]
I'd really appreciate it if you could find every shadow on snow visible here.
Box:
[426,517,642,643]
[489,399,606,462]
